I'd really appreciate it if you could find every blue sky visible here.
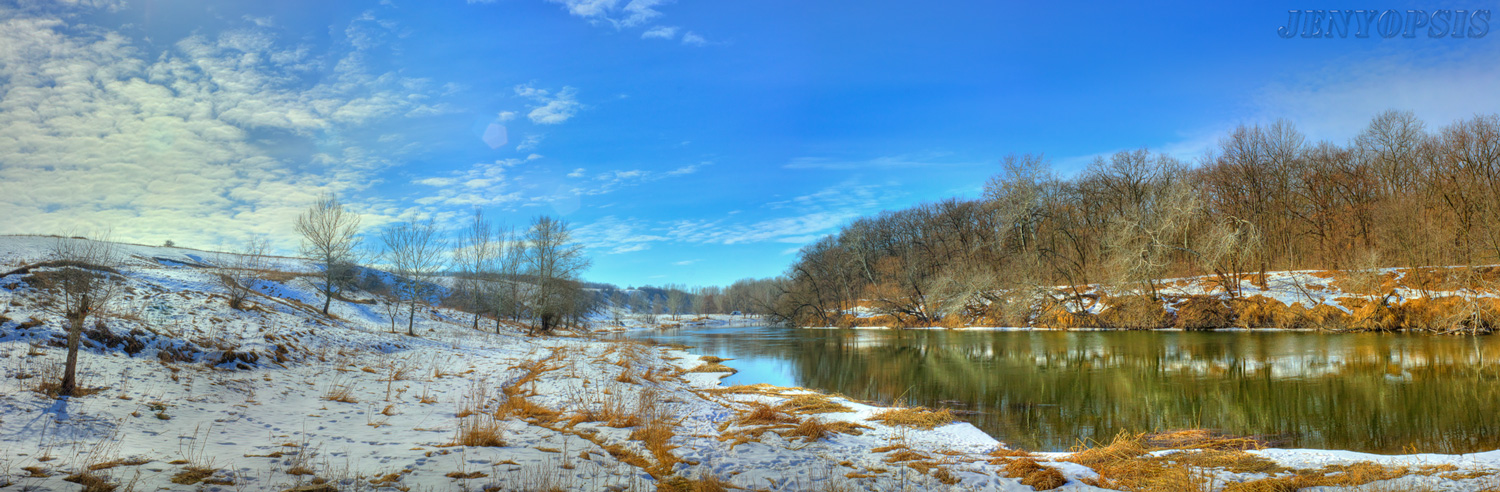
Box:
[1,0,1496,287]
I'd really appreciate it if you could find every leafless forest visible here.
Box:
[761,111,1500,330]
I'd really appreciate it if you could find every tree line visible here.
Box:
[594,279,784,327]
[305,199,596,336]
[761,110,1500,328]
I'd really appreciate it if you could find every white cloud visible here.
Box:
[664,162,703,176]
[573,216,669,254]
[412,158,528,207]
[243,15,275,27]
[570,181,886,252]
[681,31,706,46]
[568,168,587,178]
[0,6,440,251]
[1250,44,1500,143]
[565,161,705,197]
[672,259,700,266]
[498,110,517,122]
[641,25,677,40]
[544,0,669,28]
[516,133,544,151]
[515,84,582,124]
[620,0,668,27]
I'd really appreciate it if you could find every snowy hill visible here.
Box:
[0,236,1015,491]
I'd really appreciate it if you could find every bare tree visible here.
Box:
[523,216,591,334]
[295,193,363,315]
[453,208,495,331]
[380,288,403,334]
[217,237,269,310]
[493,226,525,327]
[40,234,123,397]
[609,290,629,327]
[665,286,687,321]
[380,218,447,336]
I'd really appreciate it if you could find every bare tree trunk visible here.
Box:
[61,314,83,396]
[408,300,417,336]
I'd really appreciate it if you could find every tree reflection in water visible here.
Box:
[626,326,1500,453]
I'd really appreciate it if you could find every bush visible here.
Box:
[1097,295,1168,329]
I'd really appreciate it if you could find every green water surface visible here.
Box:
[624,326,1500,453]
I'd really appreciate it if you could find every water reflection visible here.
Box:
[625,326,1500,453]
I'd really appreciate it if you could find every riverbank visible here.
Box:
[4,237,1500,491]
[816,267,1500,334]
[0,237,1015,490]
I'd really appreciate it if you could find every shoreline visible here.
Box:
[3,238,1499,490]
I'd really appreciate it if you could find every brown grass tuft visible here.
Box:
[1069,430,1286,492]
[445,471,487,479]
[687,362,737,374]
[1020,466,1067,490]
[497,394,560,422]
[451,415,506,447]
[783,418,872,442]
[88,457,151,471]
[866,406,953,430]
[169,466,216,485]
[737,402,799,426]
[321,376,358,403]
[63,472,117,492]
[657,471,732,492]
[776,393,853,414]
[1221,461,1424,492]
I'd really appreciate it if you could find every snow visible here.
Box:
[3,235,1499,491]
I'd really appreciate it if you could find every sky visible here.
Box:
[0,0,1497,287]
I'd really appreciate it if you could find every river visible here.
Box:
[622,325,1500,454]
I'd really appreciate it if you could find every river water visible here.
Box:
[622,325,1500,454]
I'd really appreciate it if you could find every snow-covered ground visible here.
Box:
[825,265,1500,331]
[2,235,1498,491]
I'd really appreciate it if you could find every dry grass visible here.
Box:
[783,418,871,442]
[883,449,929,463]
[88,457,151,471]
[452,415,506,447]
[497,394,561,422]
[456,379,492,418]
[27,361,107,398]
[686,362,737,374]
[989,447,1034,459]
[321,375,358,403]
[776,393,853,414]
[866,406,953,430]
[1220,462,1444,492]
[445,470,487,479]
[505,350,566,397]
[699,383,788,396]
[63,472,117,492]
[736,402,799,426]
[1065,430,1288,492]
[1099,295,1170,329]
[1020,466,1068,490]
[169,466,216,485]
[657,471,733,492]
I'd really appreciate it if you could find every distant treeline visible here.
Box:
[756,110,1500,328]
[584,279,783,320]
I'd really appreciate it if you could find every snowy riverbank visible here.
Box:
[3,236,1500,491]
